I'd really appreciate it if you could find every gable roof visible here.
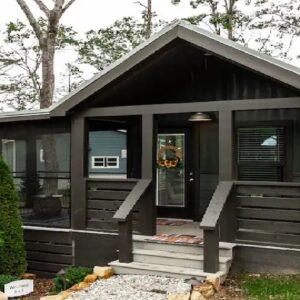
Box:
[1,20,300,122]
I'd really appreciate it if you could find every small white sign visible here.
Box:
[4,279,34,297]
[121,149,127,159]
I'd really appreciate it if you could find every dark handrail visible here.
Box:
[113,179,152,221]
[200,181,234,273]
[200,181,234,230]
[113,178,152,263]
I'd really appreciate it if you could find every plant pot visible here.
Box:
[33,194,62,218]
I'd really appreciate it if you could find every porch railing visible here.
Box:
[113,179,152,262]
[200,181,234,273]
[201,180,300,273]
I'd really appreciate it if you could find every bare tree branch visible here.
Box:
[62,0,76,14]
[16,0,43,45]
[32,0,50,17]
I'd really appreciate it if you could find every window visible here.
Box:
[237,127,285,181]
[92,156,119,169]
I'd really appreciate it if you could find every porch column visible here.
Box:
[71,116,88,230]
[139,114,156,235]
[26,131,37,207]
[219,110,233,181]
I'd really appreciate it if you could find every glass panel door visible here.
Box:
[156,133,185,207]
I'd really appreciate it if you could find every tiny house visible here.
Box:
[1,21,300,277]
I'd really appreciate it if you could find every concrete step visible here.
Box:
[109,260,226,281]
[133,249,232,273]
[133,235,235,257]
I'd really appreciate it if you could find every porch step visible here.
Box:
[133,249,232,272]
[133,235,234,257]
[110,235,235,280]
[109,260,226,281]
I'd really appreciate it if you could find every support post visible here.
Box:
[139,114,156,235]
[26,133,37,207]
[71,117,88,230]
[219,110,233,181]
[118,213,133,263]
[203,226,220,273]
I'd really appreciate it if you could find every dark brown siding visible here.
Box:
[75,40,300,111]
[24,229,73,278]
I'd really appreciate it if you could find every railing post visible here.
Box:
[203,226,220,273]
[118,213,133,263]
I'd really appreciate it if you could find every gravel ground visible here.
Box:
[68,275,191,300]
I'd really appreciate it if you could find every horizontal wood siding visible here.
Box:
[87,179,138,232]
[24,230,73,278]
[236,184,300,247]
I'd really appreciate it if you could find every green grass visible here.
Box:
[237,274,300,300]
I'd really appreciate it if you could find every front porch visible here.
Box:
[1,22,300,277]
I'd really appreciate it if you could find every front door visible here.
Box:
[156,130,194,219]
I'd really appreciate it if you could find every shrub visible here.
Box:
[0,275,19,292]
[0,156,27,275]
[53,266,93,292]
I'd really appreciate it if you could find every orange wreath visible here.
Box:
[157,145,182,168]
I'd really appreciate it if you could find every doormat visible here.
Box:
[150,234,203,244]
[156,219,192,226]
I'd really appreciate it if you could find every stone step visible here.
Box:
[132,249,232,273]
[109,260,226,281]
[133,235,235,257]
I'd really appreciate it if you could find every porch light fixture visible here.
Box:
[188,112,212,122]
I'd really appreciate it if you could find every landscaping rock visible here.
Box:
[59,290,74,299]
[190,291,206,300]
[68,275,191,300]
[69,282,90,292]
[21,273,36,280]
[93,266,113,279]
[0,291,8,300]
[40,295,64,300]
[84,274,98,284]
[167,293,191,300]
[193,283,215,298]
[206,274,221,291]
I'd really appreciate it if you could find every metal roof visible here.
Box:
[1,20,300,122]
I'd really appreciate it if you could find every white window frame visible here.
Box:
[92,156,119,169]
[2,139,16,172]
[40,149,45,162]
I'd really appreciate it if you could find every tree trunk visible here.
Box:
[40,34,55,109]
[40,33,58,196]
[146,0,152,38]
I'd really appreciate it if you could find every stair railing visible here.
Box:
[113,179,152,263]
[200,181,234,273]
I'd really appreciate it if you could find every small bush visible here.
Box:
[0,156,27,275]
[0,275,19,292]
[53,266,93,292]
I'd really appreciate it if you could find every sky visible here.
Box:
[0,0,299,103]
[0,1,196,32]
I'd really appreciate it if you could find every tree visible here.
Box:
[16,0,77,109]
[0,19,78,110]
[78,14,165,72]
[15,0,77,195]
[172,0,300,60]
[0,156,27,276]
[78,17,149,71]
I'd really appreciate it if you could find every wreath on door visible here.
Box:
[157,145,183,168]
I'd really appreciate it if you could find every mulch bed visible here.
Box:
[20,278,54,300]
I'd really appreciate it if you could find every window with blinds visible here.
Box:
[237,127,285,181]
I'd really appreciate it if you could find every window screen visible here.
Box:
[237,127,285,181]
